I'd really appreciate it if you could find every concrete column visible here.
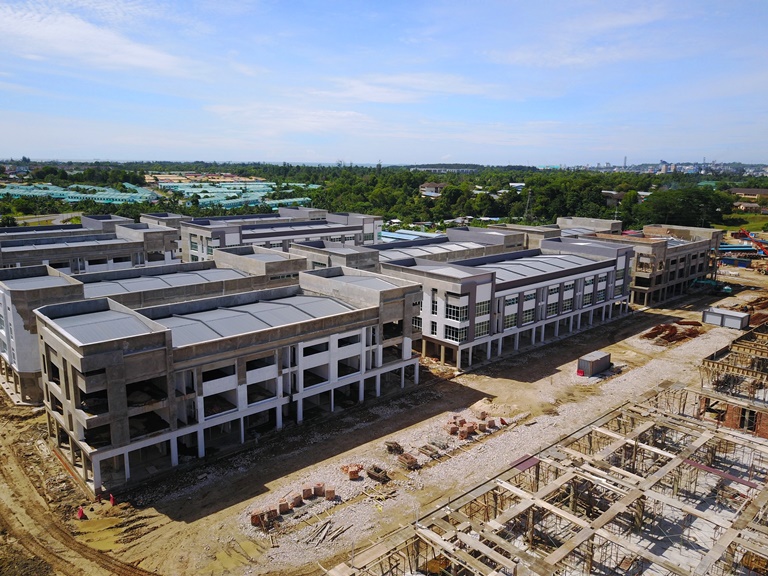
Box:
[296,397,304,423]
[602,306,606,321]
[540,324,545,342]
[577,314,582,330]
[400,368,405,388]
[124,452,131,481]
[554,320,559,337]
[375,374,381,396]
[170,438,178,466]
[457,349,462,371]
[240,418,245,444]
[421,339,427,356]
[92,458,101,493]
[487,342,492,360]
[440,345,445,364]
[330,390,335,412]
[275,405,283,430]
[358,379,365,402]
[514,332,520,350]
[197,429,205,458]
[414,364,420,385]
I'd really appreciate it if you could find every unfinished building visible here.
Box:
[34,267,421,494]
[329,385,768,576]
[0,248,305,404]
[379,237,633,369]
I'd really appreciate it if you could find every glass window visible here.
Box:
[584,277,594,286]
[522,309,535,324]
[445,304,469,322]
[583,292,593,305]
[505,296,518,307]
[562,298,573,312]
[524,293,536,302]
[475,320,490,337]
[548,286,560,295]
[444,326,468,342]
[596,289,606,302]
[412,317,422,331]
[475,300,490,316]
[431,289,438,315]
[546,302,558,317]
[504,313,518,329]
[430,321,437,336]
[564,282,574,291]
[616,269,625,280]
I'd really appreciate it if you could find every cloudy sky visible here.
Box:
[1,1,766,165]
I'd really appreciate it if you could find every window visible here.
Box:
[564,282,574,292]
[522,309,535,324]
[596,289,606,302]
[504,313,518,329]
[598,275,606,283]
[444,326,468,343]
[505,296,518,307]
[206,246,214,255]
[523,293,536,302]
[445,304,469,322]
[475,300,490,317]
[584,277,594,286]
[363,233,374,242]
[546,302,558,317]
[430,321,437,336]
[548,286,560,296]
[616,269,625,280]
[431,289,438,315]
[412,316,422,331]
[190,241,198,251]
[562,298,573,312]
[475,320,490,337]
[583,293,593,306]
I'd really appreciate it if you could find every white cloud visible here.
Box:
[0,2,189,76]
[310,73,498,104]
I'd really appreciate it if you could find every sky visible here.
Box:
[1,1,767,166]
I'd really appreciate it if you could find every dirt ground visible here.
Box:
[0,269,765,576]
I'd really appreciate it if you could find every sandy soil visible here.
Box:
[0,270,765,576]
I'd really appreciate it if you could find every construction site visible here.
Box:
[2,267,768,576]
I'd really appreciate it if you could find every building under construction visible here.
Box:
[329,380,768,575]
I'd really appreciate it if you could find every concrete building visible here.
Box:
[35,267,421,494]
[489,217,622,249]
[0,219,179,273]
[180,208,383,262]
[289,227,526,273]
[593,225,723,306]
[0,251,305,404]
[380,237,633,369]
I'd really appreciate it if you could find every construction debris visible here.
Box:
[384,441,404,454]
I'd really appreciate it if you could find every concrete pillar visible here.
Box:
[92,458,101,493]
[170,438,179,466]
[275,405,283,430]
[457,349,462,371]
[414,364,420,385]
[602,305,606,321]
[400,367,405,388]
[296,397,304,423]
[375,374,381,396]
[240,418,245,444]
[440,345,445,364]
[589,310,594,325]
[197,429,205,458]
[514,332,520,350]
[358,379,365,402]
[124,452,131,481]
[486,342,492,360]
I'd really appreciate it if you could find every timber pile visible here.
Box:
[304,519,351,547]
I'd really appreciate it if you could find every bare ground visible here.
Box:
[0,271,764,576]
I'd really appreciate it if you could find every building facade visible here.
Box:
[35,268,420,494]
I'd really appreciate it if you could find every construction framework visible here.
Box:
[328,384,768,575]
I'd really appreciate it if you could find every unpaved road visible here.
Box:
[0,272,764,576]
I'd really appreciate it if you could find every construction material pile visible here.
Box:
[641,321,702,344]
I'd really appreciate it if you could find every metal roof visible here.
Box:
[1,276,72,290]
[477,254,597,281]
[378,241,484,262]
[330,275,399,290]
[153,295,354,347]
[82,269,248,298]
[54,310,153,345]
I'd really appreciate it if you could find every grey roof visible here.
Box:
[1,276,72,290]
[54,310,154,345]
[243,253,288,262]
[378,241,485,262]
[82,268,248,298]
[153,295,354,347]
[477,254,597,282]
[330,275,399,290]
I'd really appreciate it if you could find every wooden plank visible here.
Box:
[456,532,521,572]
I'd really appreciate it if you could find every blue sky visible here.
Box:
[1,1,766,165]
